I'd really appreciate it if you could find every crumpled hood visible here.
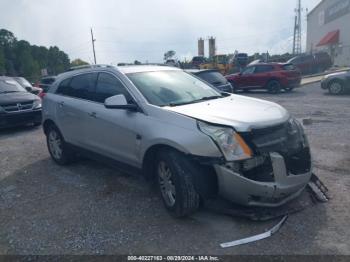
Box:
[165,95,290,132]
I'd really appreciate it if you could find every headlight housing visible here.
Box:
[198,121,253,161]
[32,100,42,109]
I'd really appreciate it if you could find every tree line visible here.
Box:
[0,29,87,82]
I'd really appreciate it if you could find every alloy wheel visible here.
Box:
[48,129,63,160]
[158,161,176,207]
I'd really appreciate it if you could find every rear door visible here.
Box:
[55,73,97,146]
[84,72,140,166]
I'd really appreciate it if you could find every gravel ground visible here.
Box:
[0,82,349,255]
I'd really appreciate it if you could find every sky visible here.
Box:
[0,0,321,64]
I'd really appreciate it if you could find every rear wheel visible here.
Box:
[156,149,200,217]
[328,80,344,95]
[267,80,281,94]
[46,125,76,165]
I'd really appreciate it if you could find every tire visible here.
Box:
[328,80,344,95]
[156,149,200,217]
[46,125,76,165]
[267,80,281,94]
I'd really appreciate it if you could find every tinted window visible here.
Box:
[93,73,131,103]
[56,73,97,100]
[255,65,274,73]
[41,78,56,85]
[197,71,227,85]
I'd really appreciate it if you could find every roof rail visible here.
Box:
[67,64,114,72]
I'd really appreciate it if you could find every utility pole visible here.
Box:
[90,28,97,64]
[293,0,302,55]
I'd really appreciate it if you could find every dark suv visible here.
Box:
[0,77,42,128]
[226,63,301,93]
[186,69,233,93]
[288,52,332,75]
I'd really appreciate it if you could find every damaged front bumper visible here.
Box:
[215,152,312,207]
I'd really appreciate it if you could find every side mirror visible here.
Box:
[104,94,138,111]
[25,86,32,92]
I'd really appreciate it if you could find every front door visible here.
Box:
[84,72,140,167]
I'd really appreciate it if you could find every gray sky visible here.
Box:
[0,0,320,64]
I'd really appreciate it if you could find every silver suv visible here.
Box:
[43,65,312,217]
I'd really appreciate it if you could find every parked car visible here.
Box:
[34,76,57,99]
[43,65,312,217]
[165,59,180,68]
[321,70,350,95]
[186,69,233,93]
[13,77,42,95]
[0,77,42,128]
[191,56,206,68]
[37,76,57,91]
[226,63,302,93]
[288,52,332,75]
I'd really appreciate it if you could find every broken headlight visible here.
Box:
[198,121,253,161]
[287,118,309,148]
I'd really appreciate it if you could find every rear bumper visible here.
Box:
[0,110,42,128]
[214,152,312,207]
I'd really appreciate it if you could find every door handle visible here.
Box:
[58,101,64,107]
[88,112,97,118]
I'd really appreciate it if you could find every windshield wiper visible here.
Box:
[168,95,223,107]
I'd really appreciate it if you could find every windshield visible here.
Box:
[127,71,222,107]
[0,79,27,94]
[16,77,33,87]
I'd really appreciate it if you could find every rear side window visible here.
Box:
[197,71,227,85]
[56,73,97,100]
[282,64,296,71]
[93,73,131,103]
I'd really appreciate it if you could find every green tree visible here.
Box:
[164,50,176,61]
[71,58,89,67]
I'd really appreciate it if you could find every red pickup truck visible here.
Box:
[225,63,302,94]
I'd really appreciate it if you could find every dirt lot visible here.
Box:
[0,82,349,255]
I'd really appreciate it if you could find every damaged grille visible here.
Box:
[239,120,311,179]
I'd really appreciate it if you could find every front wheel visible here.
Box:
[156,149,200,217]
[267,80,281,94]
[328,80,344,95]
[46,125,76,165]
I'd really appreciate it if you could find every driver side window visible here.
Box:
[93,73,132,103]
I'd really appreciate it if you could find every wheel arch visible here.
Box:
[43,119,57,135]
[142,143,218,199]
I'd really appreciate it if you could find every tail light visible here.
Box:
[38,90,46,99]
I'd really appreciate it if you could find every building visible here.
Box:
[198,38,205,57]
[307,0,350,66]
[208,37,216,58]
